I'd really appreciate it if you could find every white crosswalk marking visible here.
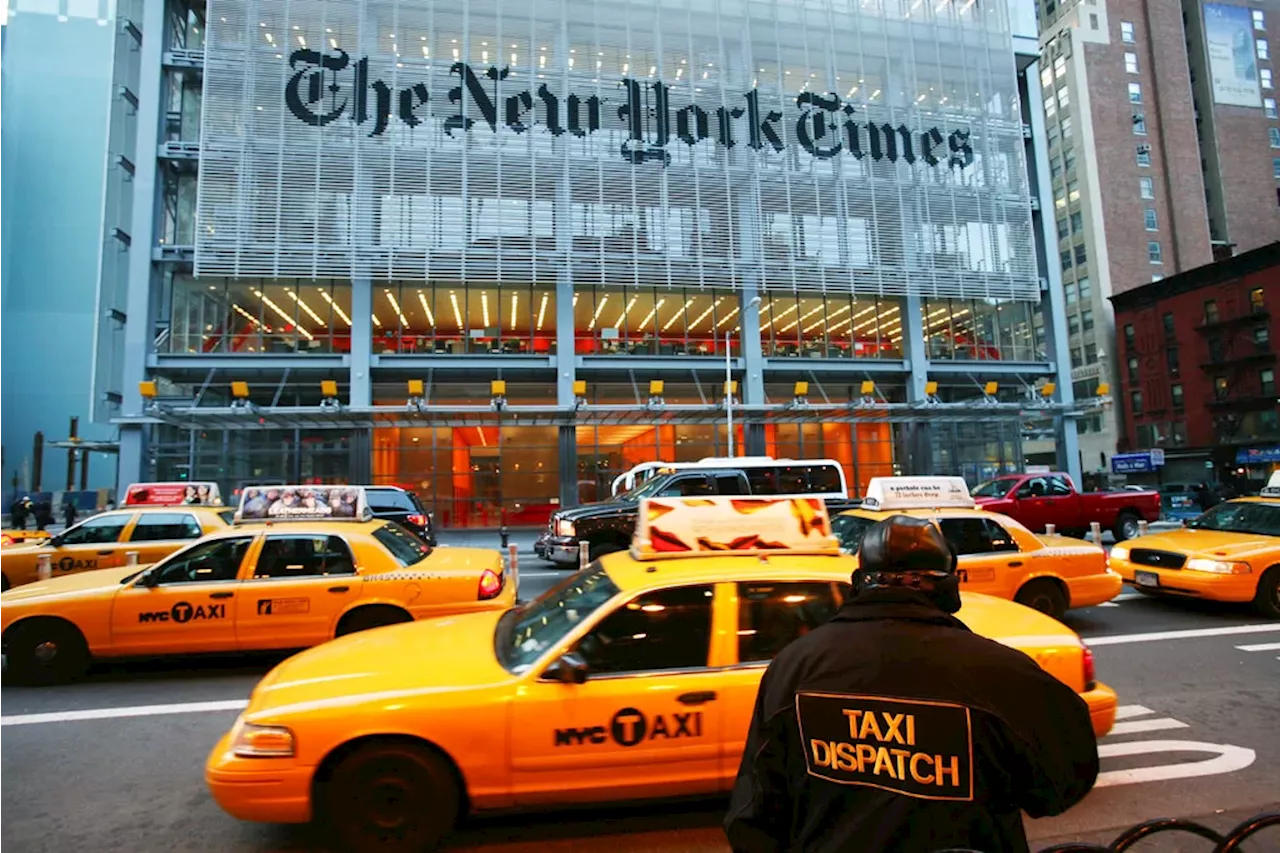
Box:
[1114,704,1156,720]
[1235,641,1280,652]
[1108,717,1189,736]
[1096,703,1256,786]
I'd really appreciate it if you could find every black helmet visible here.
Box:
[853,514,961,612]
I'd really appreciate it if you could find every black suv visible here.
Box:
[535,463,857,566]
[365,486,436,546]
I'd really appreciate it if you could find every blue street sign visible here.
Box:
[1111,451,1163,474]
[1235,447,1280,464]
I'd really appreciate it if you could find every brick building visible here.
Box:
[1034,0,1280,480]
[1110,241,1280,490]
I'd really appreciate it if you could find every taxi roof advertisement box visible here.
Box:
[859,477,975,511]
[124,482,224,506]
[631,497,840,560]
[235,485,371,522]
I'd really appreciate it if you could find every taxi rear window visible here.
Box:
[371,522,431,566]
[832,514,876,551]
[218,510,235,525]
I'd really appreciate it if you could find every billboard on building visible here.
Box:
[1204,3,1262,108]
[198,0,1037,300]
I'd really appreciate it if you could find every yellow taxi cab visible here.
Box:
[1109,471,1280,618]
[832,477,1122,621]
[1,486,515,684]
[1,529,51,547]
[206,496,1117,851]
[0,482,234,591]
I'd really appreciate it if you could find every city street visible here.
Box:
[3,534,1278,853]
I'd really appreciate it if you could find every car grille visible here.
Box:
[1129,549,1187,569]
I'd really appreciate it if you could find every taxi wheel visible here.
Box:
[1,573,9,592]
[336,606,413,638]
[1014,580,1067,622]
[1255,567,1280,619]
[323,741,460,853]
[6,619,90,685]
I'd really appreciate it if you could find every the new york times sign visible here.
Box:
[284,50,976,171]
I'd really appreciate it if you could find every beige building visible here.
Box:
[1035,0,1279,478]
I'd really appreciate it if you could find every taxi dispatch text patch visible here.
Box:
[796,692,974,801]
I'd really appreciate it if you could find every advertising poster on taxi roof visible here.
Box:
[124,482,223,506]
[237,485,364,520]
[633,496,837,559]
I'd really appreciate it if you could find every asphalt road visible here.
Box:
[3,554,1278,852]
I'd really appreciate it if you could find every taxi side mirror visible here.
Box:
[543,652,589,685]
[48,534,64,548]
[137,570,160,588]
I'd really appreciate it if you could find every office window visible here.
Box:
[1127,356,1140,382]
[1070,211,1084,233]
[1128,82,1143,103]
[1130,390,1143,414]
[1068,313,1081,336]
[1057,217,1070,239]
[1137,145,1152,166]
[1125,52,1139,73]
[1064,152,1077,172]
[1255,9,1266,31]
[1172,384,1184,411]
[1065,282,1078,304]
[1273,157,1280,179]
[1058,87,1071,109]
[1162,312,1175,337]
[1144,208,1158,230]
[1068,180,1080,202]
[1071,347,1083,368]
[1055,186,1067,210]
[1044,94,1057,117]
[1270,128,1280,148]
[1255,325,1270,348]
[1074,243,1088,265]
[1263,68,1274,89]
[1139,177,1155,198]
[1152,274,1165,282]
[1263,369,1276,397]
[1133,112,1147,135]
[1260,39,1271,61]
[1078,277,1092,301]
[1121,21,1135,42]
[1061,116,1073,138]
[1167,347,1180,375]
[1054,55,1067,78]
[1252,287,1266,311]
[1214,377,1229,399]
[1082,309,1094,332]
[1266,98,1277,118]
[1124,323,1136,347]
[1148,241,1162,264]
[1205,300,1219,324]
[1090,12,1099,30]
[1051,159,1064,179]
[1061,250,1072,271]
[1041,65,1054,89]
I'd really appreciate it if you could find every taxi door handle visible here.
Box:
[209,592,235,600]
[328,585,350,593]
[98,550,115,555]
[677,691,718,706]
[1007,561,1023,567]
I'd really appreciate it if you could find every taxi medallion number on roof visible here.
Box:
[1108,470,1280,618]
[204,495,1116,853]
[832,477,1122,620]
[0,482,232,592]
[0,485,515,684]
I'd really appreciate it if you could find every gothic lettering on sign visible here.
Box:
[282,51,976,171]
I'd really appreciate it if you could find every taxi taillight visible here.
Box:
[1082,644,1096,691]
[478,568,504,600]
[407,513,428,528]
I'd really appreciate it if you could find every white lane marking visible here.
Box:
[519,571,569,579]
[1236,641,1280,652]
[1,699,248,727]
[1098,602,1120,608]
[1113,593,1144,602]
[1107,717,1189,736]
[1086,623,1280,646]
[1095,740,1256,787]
[1114,704,1156,721]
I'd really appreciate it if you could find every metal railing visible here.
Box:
[932,811,1280,853]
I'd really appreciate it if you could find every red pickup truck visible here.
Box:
[971,472,1161,541]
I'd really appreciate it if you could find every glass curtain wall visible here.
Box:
[167,275,355,354]
[921,298,1041,361]
[760,295,903,359]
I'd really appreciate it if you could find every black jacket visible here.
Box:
[724,590,1099,853]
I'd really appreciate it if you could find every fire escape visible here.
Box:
[1200,295,1277,446]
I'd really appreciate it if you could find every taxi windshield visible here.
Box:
[1185,502,1280,537]
[496,566,620,674]
[832,514,876,551]
[971,478,1017,498]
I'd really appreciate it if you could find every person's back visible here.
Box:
[725,515,1098,853]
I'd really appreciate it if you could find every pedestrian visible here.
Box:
[724,514,1099,853]
[10,497,28,531]
[1195,482,1215,513]
[34,500,54,532]
[62,497,78,528]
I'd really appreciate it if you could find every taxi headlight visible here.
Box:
[1109,545,1129,561]
[556,518,576,538]
[231,721,296,758]
[1185,558,1251,575]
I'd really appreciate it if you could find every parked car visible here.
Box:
[363,486,436,546]
[535,457,858,566]
[971,472,1161,541]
